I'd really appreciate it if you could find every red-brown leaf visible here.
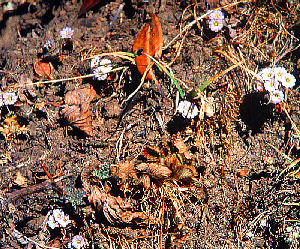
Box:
[78,0,103,16]
[132,14,163,81]
[33,59,53,80]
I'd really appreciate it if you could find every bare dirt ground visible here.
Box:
[0,0,299,248]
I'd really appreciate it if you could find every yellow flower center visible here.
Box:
[75,239,82,245]
[213,21,219,27]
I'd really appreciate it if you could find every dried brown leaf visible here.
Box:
[111,161,138,184]
[103,194,148,225]
[136,162,172,180]
[88,185,107,210]
[61,87,97,135]
[172,134,192,160]
[88,186,148,225]
[173,164,197,183]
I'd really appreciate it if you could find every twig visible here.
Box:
[11,229,60,249]
[14,67,125,87]
[3,176,66,207]
[282,104,300,137]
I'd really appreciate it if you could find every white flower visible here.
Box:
[273,67,287,82]
[264,78,279,92]
[177,100,199,119]
[208,10,225,20]
[60,27,73,39]
[3,92,18,105]
[43,40,52,49]
[52,209,72,227]
[90,56,100,69]
[99,59,113,74]
[281,72,296,88]
[70,235,85,249]
[177,100,190,115]
[286,225,300,243]
[53,209,64,222]
[47,214,59,229]
[269,90,284,104]
[209,19,223,32]
[259,67,274,81]
[59,214,72,227]
[93,67,107,81]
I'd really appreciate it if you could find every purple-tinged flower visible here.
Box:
[269,90,284,104]
[60,27,73,39]
[264,78,279,92]
[209,19,224,32]
[208,10,225,20]
[99,58,113,74]
[90,56,100,70]
[93,67,107,81]
[47,214,59,229]
[3,92,18,105]
[273,67,287,82]
[177,100,199,119]
[281,72,296,88]
[69,235,85,249]
[258,67,274,81]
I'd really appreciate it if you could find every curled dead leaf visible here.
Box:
[173,164,197,183]
[60,87,97,135]
[136,162,172,180]
[103,193,147,225]
[88,185,107,209]
[111,161,138,184]
[88,185,148,225]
